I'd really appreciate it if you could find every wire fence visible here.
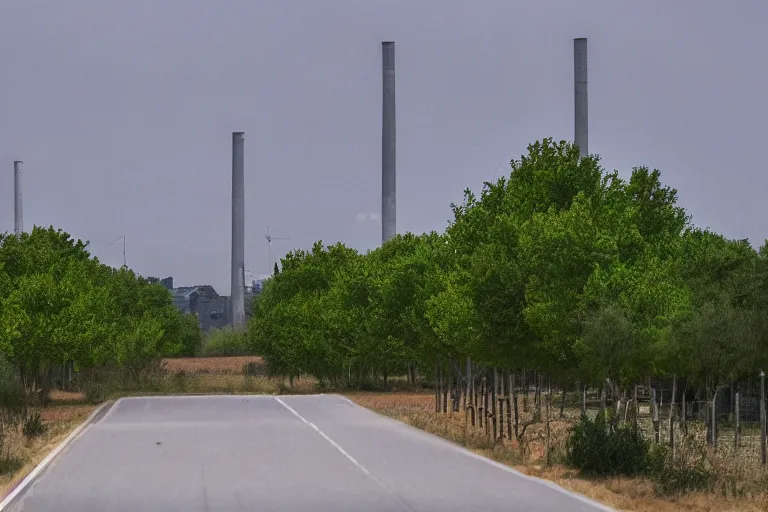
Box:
[434,365,768,467]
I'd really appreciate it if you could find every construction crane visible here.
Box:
[265,226,290,275]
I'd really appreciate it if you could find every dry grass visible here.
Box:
[0,402,96,500]
[348,392,768,512]
[162,356,264,374]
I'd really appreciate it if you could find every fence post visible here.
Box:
[466,357,472,412]
[633,384,638,428]
[492,368,498,441]
[435,362,440,413]
[734,391,740,450]
[711,388,718,448]
[523,368,529,412]
[545,386,552,466]
[651,386,660,444]
[681,389,687,434]
[479,375,486,429]
[670,375,677,452]
[761,371,766,466]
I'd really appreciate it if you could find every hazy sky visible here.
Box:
[2,1,767,294]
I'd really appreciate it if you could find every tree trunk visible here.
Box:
[466,358,472,411]
[523,368,529,413]
[559,388,566,418]
[435,362,441,413]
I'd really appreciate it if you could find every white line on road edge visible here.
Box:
[355,399,615,512]
[273,397,369,475]
[273,396,416,512]
[0,400,114,511]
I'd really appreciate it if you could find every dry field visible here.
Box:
[162,356,263,374]
[348,392,768,512]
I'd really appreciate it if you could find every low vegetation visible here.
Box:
[351,391,768,512]
[197,326,250,357]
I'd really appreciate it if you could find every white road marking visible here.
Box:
[273,396,416,512]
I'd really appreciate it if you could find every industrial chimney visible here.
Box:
[14,161,22,236]
[574,38,588,158]
[230,132,246,328]
[381,41,396,244]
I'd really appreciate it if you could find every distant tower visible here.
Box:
[574,38,588,158]
[230,132,246,327]
[381,41,396,244]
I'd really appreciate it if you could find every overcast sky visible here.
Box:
[2,1,766,294]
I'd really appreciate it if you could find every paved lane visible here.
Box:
[6,395,612,512]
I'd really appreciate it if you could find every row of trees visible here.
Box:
[0,226,201,400]
[249,138,768,400]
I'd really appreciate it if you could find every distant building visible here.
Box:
[171,285,229,332]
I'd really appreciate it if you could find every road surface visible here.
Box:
[6,394,612,511]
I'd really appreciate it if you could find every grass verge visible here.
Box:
[0,392,96,500]
[347,391,768,512]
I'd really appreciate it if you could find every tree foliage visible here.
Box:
[248,138,768,391]
[0,226,201,392]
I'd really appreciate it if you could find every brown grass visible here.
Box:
[0,402,96,500]
[348,392,768,512]
[162,356,264,374]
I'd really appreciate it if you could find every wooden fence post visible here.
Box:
[523,368,529,413]
[545,386,552,466]
[761,371,766,466]
[435,362,440,413]
[651,386,660,444]
[711,388,718,448]
[681,389,686,434]
[734,391,740,450]
[670,375,677,451]
[633,384,638,428]
[492,368,498,441]
[466,358,472,412]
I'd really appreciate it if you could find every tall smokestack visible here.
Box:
[574,38,588,158]
[230,132,246,328]
[14,161,22,236]
[381,41,396,244]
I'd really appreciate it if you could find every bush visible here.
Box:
[0,450,23,476]
[22,411,46,438]
[647,436,713,496]
[566,412,649,476]
[198,327,249,357]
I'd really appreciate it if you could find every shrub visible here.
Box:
[0,450,23,476]
[22,411,46,438]
[647,436,713,496]
[198,327,249,357]
[242,361,265,376]
[566,412,649,476]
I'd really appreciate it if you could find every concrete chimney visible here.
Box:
[381,41,396,244]
[230,132,246,328]
[14,161,22,236]
[574,38,588,158]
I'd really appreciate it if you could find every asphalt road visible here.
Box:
[7,394,612,512]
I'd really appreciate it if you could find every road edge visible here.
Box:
[336,394,616,512]
[0,399,116,511]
